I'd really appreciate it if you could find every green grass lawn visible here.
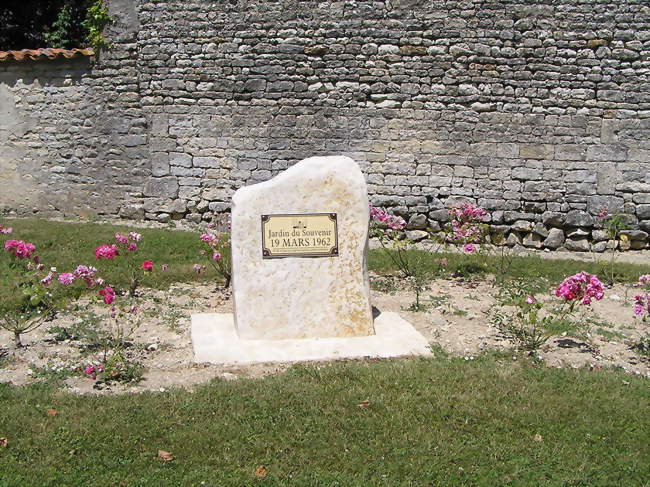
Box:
[0,355,648,486]
[4,219,650,293]
[1,219,649,486]
[369,247,650,286]
[1,218,212,290]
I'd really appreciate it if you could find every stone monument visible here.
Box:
[231,155,374,340]
[191,155,430,364]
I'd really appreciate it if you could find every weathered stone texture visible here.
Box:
[1,0,649,250]
[232,156,374,340]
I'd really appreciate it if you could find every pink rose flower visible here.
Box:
[555,272,605,305]
[115,233,129,244]
[41,272,55,286]
[129,232,142,242]
[212,251,222,261]
[127,243,138,252]
[94,244,119,260]
[73,265,97,278]
[4,240,36,259]
[141,260,153,271]
[463,243,476,253]
[58,273,76,286]
[15,241,36,258]
[4,240,18,251]
[0,225,12,234]
[99,286,116,305]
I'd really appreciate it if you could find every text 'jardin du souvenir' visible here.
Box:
[261,213,339,258]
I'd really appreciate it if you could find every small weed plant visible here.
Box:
[598,209,628,286]
[631,275,650,358]
[193,216,232,288]
[370,205,439,310]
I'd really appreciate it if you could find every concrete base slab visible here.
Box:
[190,312,431,365]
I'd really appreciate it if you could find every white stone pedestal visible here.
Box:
[190,312,431,365]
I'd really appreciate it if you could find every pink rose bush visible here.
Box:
[195,215,232,288]
[463,243,476,254]
[94,231,153,296]
[83,363,105,380]
[369,205,406,231]
[447,203,488,252]
[633,275,650,320]
[492,270,607,352]
[1,235,104,347]
[5,240,37,259]
[89,281,145,384]
[633,295,649,318]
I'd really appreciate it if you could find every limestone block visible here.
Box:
[506,232,522,247]
[143,177,179,198]
[543,228,565,249]
[532,222,549,237]
[620,230,648,241]
[592,241,607,253]
[406,230,428,242]
[565,239,590,252]
[407,213,428,229]
[565,210,594,227]
[231,156,374,340]
[523,232,543,248]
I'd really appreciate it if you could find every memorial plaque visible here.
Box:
[261,213,338,258]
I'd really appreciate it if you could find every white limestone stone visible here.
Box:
[231,155,374,339]
[191,312,432,364]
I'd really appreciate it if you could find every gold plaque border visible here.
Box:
[261,213,339,259]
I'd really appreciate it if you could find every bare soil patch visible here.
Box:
[0,275,648,394]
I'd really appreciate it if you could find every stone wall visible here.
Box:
[0,0,147,219]
[1,0,649,251]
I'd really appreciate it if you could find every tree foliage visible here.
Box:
[0,0,108,51]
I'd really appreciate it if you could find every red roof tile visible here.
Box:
[0,48,94,62]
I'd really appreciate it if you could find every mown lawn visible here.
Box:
[0,218,649,486]
[0,355,648,486]
[4,218,650,293]
[1,218,211,290]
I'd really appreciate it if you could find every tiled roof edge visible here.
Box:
[0,48,95,62]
